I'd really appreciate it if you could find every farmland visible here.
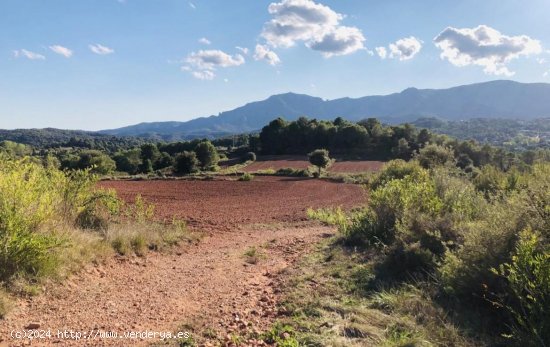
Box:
[100,176,365,231]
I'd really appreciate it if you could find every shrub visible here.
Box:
[0,157,115,281]
[174,151,199,175]
[493,229,550,345]
[473,165,506,196]
[242,152,256,162]
[417,144,455,169]
[238,172,254,181]
[369,160,425,190]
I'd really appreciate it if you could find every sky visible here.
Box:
[1,0,550,130]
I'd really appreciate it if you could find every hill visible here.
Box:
[0,128,145,151]
[100,80,550,140]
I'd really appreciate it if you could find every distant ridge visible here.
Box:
[100,80,550,140]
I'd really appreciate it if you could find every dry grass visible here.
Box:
[261,238,477,346]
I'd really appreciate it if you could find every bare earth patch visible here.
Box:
[328,160,385,173]
[242,156,310,173]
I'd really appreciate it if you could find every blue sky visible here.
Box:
[1,0,549,130]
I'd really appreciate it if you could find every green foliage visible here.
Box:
[113,148,142,174]
[0,140,32,158]
[238,172,254,181]
[416,144,455,169]
[194,141,219,169]
[494,229,550,345]
[0,157,115,281]
[336,157,550,342]
[61,150,116,174]
[308,149,331,176]
[174,151,199,175]
[262,323,299,347]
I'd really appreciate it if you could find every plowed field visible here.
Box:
[100,176,365,231]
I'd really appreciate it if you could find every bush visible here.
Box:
[242,152,256,162]
[0,157,115,281]
[370,160,425,190]
[174,151,199,175]
[238,172,254,181]
[417,144,455,169]
[494,229,550,345]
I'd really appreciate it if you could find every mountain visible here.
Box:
[100,80,550,140]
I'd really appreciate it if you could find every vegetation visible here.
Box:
[308,158,550,345]
[238,172,254,181]
[0,155,194,301]
[174,151,200,175]
[413,117,550,150]
[308,149,331,176]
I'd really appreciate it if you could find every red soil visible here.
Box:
[328,160,385,173]
[99,176,365,231]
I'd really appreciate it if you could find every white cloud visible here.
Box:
[13,49,45,60]
[254,44,281,65]
[198,37,211,45]
[189,2,196,9]
[388,36,422,61]
[191,70,215,80]
[89,44,115,55]
[434,25,542,76]
[537,58,547,64]
[375,46,387,59]
[49,45,73,58]
[544,70,550,77]
[236,46,249,55]
[307,26,365,57]
[261,0,365,57]
[183,49,245,80]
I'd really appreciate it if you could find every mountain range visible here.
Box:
[98,80,550,140]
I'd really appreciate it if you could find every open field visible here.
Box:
[328,160,385,173]
[100,177,365,231]
[240,155,385,174]
[241,155,310,172]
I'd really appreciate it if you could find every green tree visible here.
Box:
[140,143,161,163]
[194,141,219,169]
[308,149,331,176]
[77,150,116,175]
[174,151,199,175]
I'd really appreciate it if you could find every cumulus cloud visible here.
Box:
[261,0,365,57]
[183,49,245,80]
[307,26,365,57]
[198,37,211,45]
[13,49,45,60]
[254,44,281,65]
[375,46,387,59]
[49,45,73,58]
[388,36,422,61]
[89,44,115,55]
[434,25,542,76]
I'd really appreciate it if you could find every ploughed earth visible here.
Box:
[0,177,364,346]
[240,155,385,175]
